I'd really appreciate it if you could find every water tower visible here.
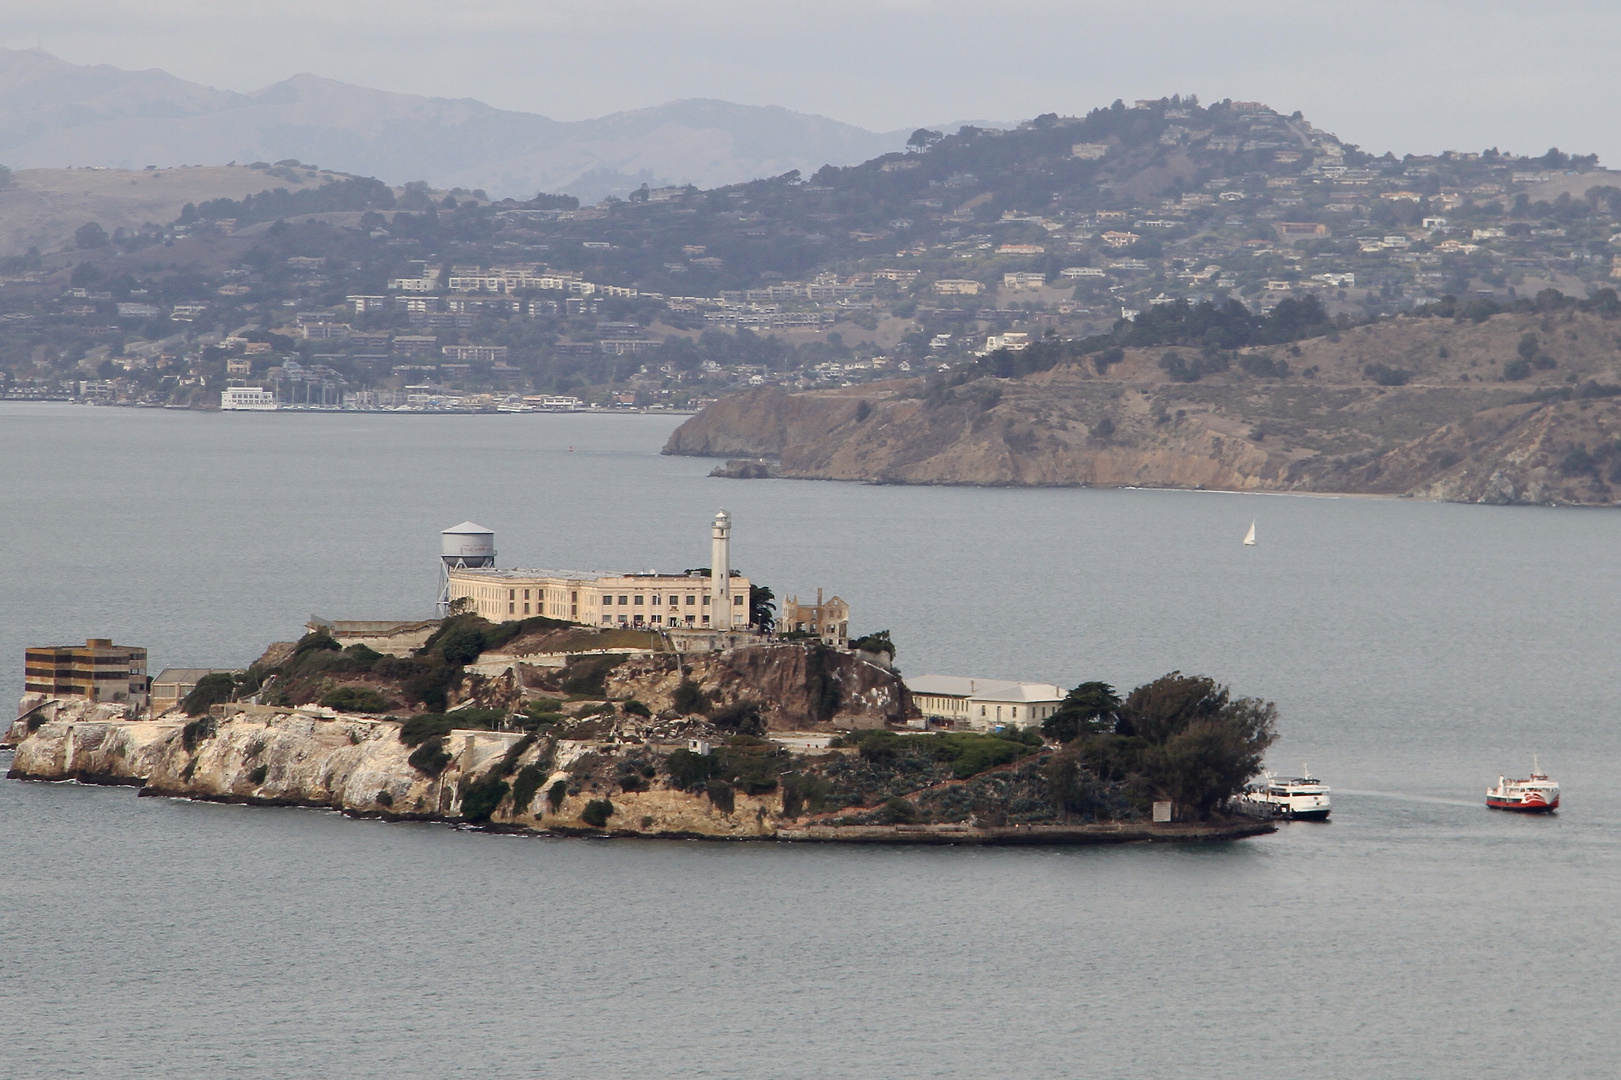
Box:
[438,521,495,615]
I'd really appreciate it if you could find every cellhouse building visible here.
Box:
[444,510,752,633]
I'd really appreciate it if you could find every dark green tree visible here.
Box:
[437,624,486,666]
[181,673,236,717]
[581,798,615,827]
[849,630,895,659]
[459,773,510,823]
[750,584,776,631]
[1117,672,1278,818]
[1041,681,1121,743]
[906,129,943,152]
[74,222,109,249]
[672,679,708,714]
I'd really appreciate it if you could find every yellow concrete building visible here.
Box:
[446,510,752,631]
[448,568,752,628]
[23,638,148,709]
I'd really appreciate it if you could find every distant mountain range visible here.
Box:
[0,48,917,202]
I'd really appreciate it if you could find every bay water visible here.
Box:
[2,403,1618,1078]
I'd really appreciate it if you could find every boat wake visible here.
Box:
[1335,788,1478,808]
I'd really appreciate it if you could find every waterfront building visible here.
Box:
[150,668,237,714]
[23,638,148,710]
[446,511,751,631]
[907,674,1065,731]
[220,386,278,410]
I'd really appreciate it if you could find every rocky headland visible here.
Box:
[666,300,1621,506]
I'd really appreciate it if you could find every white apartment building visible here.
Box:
[220,387,278,410]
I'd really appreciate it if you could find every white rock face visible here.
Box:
[6,701,783,837]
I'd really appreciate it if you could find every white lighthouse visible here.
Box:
[710,509,732,625]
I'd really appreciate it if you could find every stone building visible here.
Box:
[780,589,850,647]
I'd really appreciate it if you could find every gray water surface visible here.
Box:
[2,404,1618,1078]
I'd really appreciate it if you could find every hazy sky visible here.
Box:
[5,1,1619,163]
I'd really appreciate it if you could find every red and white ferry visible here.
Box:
[1486,759,1560,812]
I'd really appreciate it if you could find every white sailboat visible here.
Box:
[1242,520,1256,546]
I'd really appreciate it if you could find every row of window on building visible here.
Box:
[461,581,746,625]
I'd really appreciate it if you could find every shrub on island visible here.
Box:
[181,673,236,717]
[672,678,708,714]
[459,772,510,824]
[581,798,615,828]
[181,715,216,752]
[407,737,451,776]
[511,764,548,813]
[664,748,715,790]
[320,686,390,713]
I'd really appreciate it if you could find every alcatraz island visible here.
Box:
[5,513,1276,845]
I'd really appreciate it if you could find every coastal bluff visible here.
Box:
[664,301,1621,506]
[5,706,792,837]
[3,702,1272,846]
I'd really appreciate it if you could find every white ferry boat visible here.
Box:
[1236,767,1331,820]
[1487,759,1559,812]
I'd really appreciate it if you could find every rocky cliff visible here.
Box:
[4,699,1270,845]
[599,645,907,730]
[6,704,786,836]
[666,306,1621,505]
[241,620,910,733]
